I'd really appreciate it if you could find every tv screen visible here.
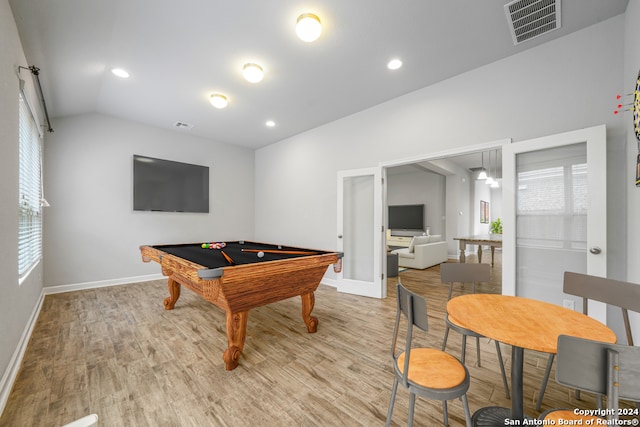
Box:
[388,204,424,230]
[133,155,209,213]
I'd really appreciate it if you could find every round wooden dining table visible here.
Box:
[447,294,616,425]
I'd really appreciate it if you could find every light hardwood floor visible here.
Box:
[0,255,611,426]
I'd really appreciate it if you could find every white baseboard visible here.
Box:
[0,290,44,416]
[320,278,338,289]
[44,273,165,295]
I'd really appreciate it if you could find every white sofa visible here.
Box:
[390,235,448,270]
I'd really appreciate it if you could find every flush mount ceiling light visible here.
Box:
[265,120,276,127]
[387,59,402,70]
[242,63,264,83]
[111,68,130,78]
[209,94,228,109]
[296,13,322,42]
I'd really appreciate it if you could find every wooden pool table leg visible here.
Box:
[223,310,248,371]
[163,277,181,310]
[300,291,318,333]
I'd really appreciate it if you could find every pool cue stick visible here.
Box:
[241,249,318,255]
[220,250,236,265]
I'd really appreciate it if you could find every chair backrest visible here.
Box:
[396,281,428,332]
[392,282,430,386]
[556,335,640,419]
[564,272,640,345]
[440,263,490,284]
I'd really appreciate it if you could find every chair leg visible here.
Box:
[536,353,555,411]
[447,283,453,300]
[442,400,449,426]
[495,341,510,399]
[442,325,450,351]
[408,393,416,427]
[475,336,481,367]
[461,335,467,364]
[461,394,472,427]
[386,378,399,427]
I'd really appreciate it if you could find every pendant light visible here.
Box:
[491,149,500,188]
[485,150,494,185]
[477,152,488,180]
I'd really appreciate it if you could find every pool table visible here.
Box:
[140,241,343,370]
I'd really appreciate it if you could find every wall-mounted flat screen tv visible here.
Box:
[388,204,424,230]
[133,155,209,213]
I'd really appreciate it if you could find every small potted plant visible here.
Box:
[490,218,502,235]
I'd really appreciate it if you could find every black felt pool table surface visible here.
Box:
[152,241,327,269]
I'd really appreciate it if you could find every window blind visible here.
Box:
[18,91,43,279]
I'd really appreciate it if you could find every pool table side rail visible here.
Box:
[140,245,343,312]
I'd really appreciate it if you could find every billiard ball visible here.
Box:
[257,251,264,258]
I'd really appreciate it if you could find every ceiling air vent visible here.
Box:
[504,0,561,45]
[173,121,194,130]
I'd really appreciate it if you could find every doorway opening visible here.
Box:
[383,143,506,297]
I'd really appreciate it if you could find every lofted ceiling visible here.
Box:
[9,0,629,150]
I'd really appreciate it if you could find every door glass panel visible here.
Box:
[516,143,587,302]
[343,175,374,282]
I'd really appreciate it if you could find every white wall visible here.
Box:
[43,113,255,286]
[474,178,491,236]
[0,0,44,407]
[387,167,445,236]
[445,173,472,258]
[255,16,627,284]
[490,186,503,224]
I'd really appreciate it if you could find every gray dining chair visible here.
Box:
[536,271,640,411]
[539,335,640,424]
[440,262,510,398]
[386,281,472,427]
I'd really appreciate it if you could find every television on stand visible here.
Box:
[388,204,425,236]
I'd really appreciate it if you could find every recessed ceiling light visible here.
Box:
[296,13,322,42]
[387,59,402,70]
[265,120,276,127]
[210,94,228,109]
[242,63,264,83]
[111,68,130,78]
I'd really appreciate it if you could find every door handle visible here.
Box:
[589,246,602,255]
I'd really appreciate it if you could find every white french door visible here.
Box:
[336,167,385,298]
[502,125,607,323]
